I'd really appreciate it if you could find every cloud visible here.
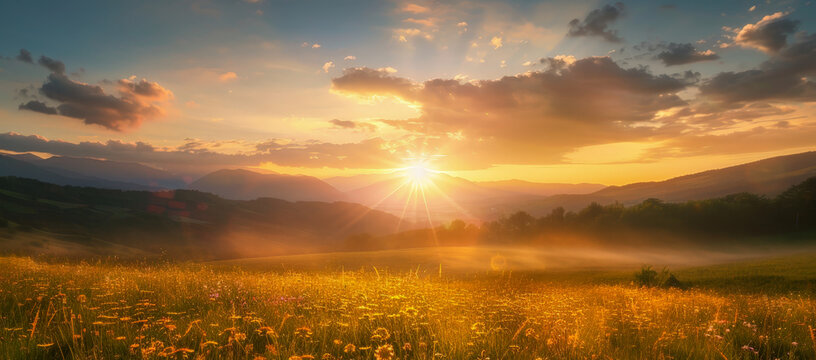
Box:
[646,123,816,159]
[567,2,625,43]
[322,61,335,73]
[19,72,173,131]
[218,71,237,82]
[656,101,796,130]
[18,100,57,115]
[733,12,799,53]
[400,3,429,14]
[38,56,65,74]
[332,56,693,168]
[117,77,173,99]
[404,18,436,27]
[16,49,33,63]
[329,119,356,128]
[6,48,813,172]
[656,42,720,65]
[329,119,377,131]
[331,67,415,100]
[393,28,433,42]
[457,21,468,34]
[344,55,356,61]
[700,33,816,103]
[0,132,398,174]
[490,36,503,49]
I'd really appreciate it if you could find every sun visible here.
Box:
[407,164,430,183]
[402,162,436,185]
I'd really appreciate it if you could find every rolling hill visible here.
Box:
[0,177,407,259]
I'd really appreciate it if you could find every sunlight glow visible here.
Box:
[391,158,444,239]
[398,159,440,187]
[406,164,432,185]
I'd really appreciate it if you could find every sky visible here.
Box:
[1,0,815,185]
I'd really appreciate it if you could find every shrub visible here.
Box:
[635,265,683,289]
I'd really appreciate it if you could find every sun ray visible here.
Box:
[395,182,417,232]
[424,178,478,221]
[418,181,439,247]
[336,177,413,234]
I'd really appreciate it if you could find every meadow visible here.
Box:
[2,248,816,360]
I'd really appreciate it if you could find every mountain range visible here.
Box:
[0,154,159,191]
[501,151,816,217]
[189,169,347,202]
[3,151,816,221]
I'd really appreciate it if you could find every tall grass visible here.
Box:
[0,256,814,359]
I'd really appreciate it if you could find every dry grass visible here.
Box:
[1,255,815,359]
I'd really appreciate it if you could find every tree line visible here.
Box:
[346,177,816,249]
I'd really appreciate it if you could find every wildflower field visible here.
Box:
[2,250,816,360]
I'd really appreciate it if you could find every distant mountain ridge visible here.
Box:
[2,154,348,203]
[4,150,816,221]
[503,151,816,217]
[476,180,606,197]
[34,156,186,189]
[346,172,526,223]
[0,154,157,191]
[189,169,347,202]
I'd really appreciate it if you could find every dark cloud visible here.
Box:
[567,3,625,43]
[16,49,33,63]
[15,86,38,100]
[700,33,816,103]
[656,43,720,66]
[19,72,174,131]
[18,100,58,115]
[38,56,65,74]
[333,53,813,168]
[0,132,399,175]
[117,77,172,98]
[734,12,799,53]
[333,56,692,168]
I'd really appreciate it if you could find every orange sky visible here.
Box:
[2,1,816,185]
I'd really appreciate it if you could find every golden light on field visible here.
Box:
[4,255,816,359]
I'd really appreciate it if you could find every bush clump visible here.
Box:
[635,265,683,289]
